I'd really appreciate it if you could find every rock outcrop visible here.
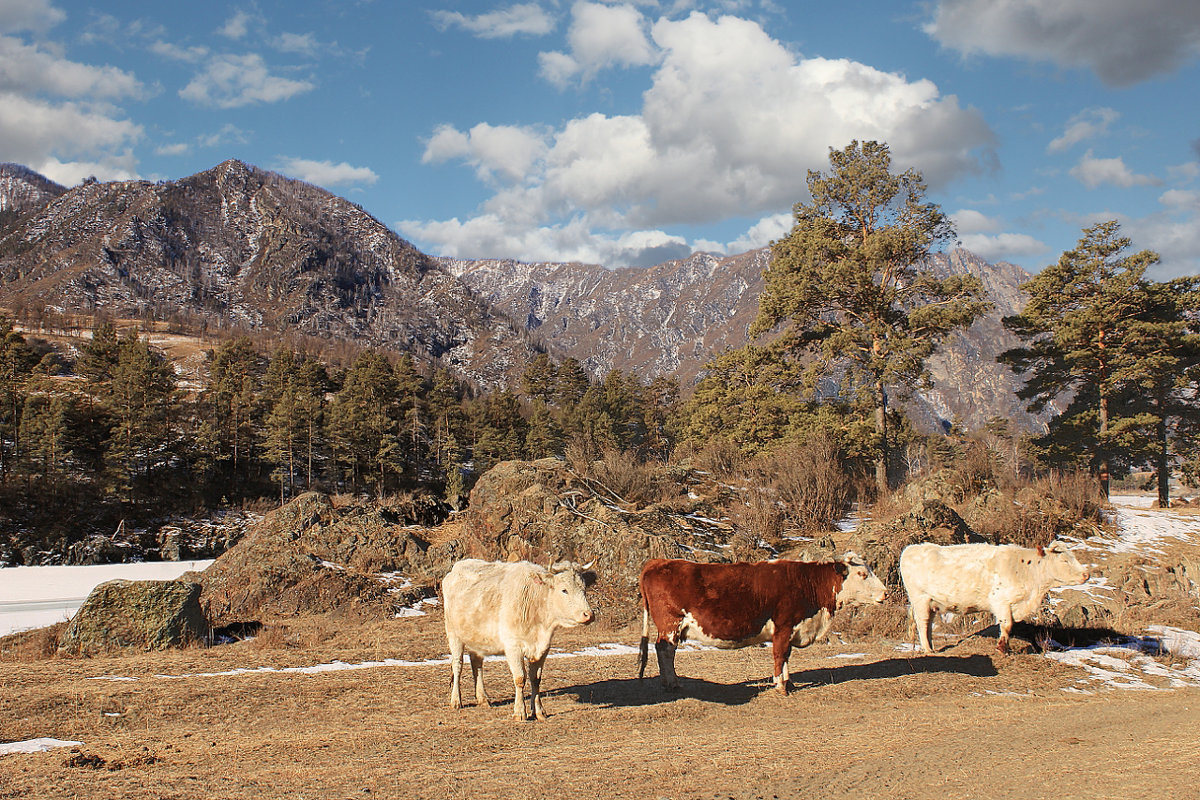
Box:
[57,579,206,656]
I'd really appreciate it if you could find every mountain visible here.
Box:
[441,248,1045,433]
[0,163,67,217]
[0,160,535,388]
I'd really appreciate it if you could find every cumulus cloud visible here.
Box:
[179,53,314,108]
[0,35,143,99]
[1070,151,1162,189]
[275,157,379,188]
[423,122,549,184]
[0,9,143,183]
[0,0,65,34]
[1047,107,1119,153]
[407,11,995,266]
[925,0,1200,87]
[431,3,554,38]
[151,40,209,63]
[273,32,319,56]
[539,1,657,86]
[950,209,1047,262]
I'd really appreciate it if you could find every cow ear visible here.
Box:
[581,570,598,589]
[1036,545,1045,558]
[835,562,849,577]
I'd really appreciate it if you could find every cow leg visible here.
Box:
[911,595,935,654]
[529,655,548,720]
[772,628,794,695]
[469,653,490,707]
[996,609,1014,654]
[505,650,530,720]
[448,636,465,709]
[655,638,680,690]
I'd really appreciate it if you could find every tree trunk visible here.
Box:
[874,382,889,495]
[1156,392,1170,508]
[1098,393,1110,499]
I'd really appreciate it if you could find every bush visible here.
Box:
[756,434,853,533]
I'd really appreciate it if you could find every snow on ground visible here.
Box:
[0,560,213,637]
[0,738,83,756]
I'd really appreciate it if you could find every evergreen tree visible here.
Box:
[327,350,401,495]
[203,337,266,480]
[17,355,74,490]
[0,317,37,479]
[104,333,178,505]
[522,354,558,404]
[393,354,427,477]
[1001,220,1161,496]
[753,140,988,492]
[77,320,120,384]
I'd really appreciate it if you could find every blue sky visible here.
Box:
[2,0,1199,279]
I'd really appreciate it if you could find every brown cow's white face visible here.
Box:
[1040,541,1091,586]
[836,552,886,608]
[546,562,596,627]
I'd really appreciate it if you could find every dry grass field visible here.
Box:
[3,609,1199,800]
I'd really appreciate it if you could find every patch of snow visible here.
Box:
[0,738,82,756]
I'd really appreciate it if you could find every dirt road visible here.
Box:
[2,616,1198,800]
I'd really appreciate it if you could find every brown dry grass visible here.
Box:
[3,609,1199,800]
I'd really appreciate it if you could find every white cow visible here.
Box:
[442,558,595,721]
[900,541,1090,654]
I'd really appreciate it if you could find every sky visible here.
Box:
[2,0,1199,279]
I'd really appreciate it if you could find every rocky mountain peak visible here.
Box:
[0,163,67,215]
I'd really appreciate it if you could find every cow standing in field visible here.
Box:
[442,558,595,721]
[899,541,1091,654]
[637,554,886,695]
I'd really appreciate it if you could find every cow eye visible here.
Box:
[561,588,568,594]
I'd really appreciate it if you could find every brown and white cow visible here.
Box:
[899,541,1091,654]
[637,554,886,694]
[442,558,595,721]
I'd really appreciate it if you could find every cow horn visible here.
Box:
[579,559,595,571]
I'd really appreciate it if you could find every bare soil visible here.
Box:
[3,610,1198,800]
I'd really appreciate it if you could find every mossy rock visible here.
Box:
[58,579,207,656]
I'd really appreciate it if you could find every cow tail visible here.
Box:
[637,591,650,679]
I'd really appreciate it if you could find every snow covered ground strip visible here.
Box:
[0,560,214,637]
[0,738,83,756]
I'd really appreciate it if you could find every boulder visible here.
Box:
[58,579,207,656]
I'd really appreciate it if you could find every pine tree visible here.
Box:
[104,333,178,505]
[1001,220,1161,496]
[753,140,987,493]
[327,350,401,495]
[0,317,37,479]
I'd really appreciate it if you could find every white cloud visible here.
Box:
[150,40,209,63]
[1047,107,1119,154]
[398,213,691,267]
[0,35,143,99]
[154,142,190,157]
[218,10,259,40]
[410,11,995,267]
[273,32,319,56]
[925,0,1200,87]
[951,208,1000,234]
[275,157,378,188]
[958,232,1047,263]
[179,53,314,108]
[539,1,657,86]
[35,154,138,185]
[0,0,64,34]
[423,122,550,184]
[723,212,793,255]
[1069,151,1162,189]
[431,3,555,38]
[1159,188,1200,211]
[1168,161,1200,182]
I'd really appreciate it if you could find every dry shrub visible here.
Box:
[693,438,745,480]
[761,435,853,532]
[0,622,65,662]
[727,490,786,551]
[1039,470,1106,523]
[833,600,909,641]
[587,448,670,507]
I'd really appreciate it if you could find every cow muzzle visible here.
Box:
[580,610,595,625]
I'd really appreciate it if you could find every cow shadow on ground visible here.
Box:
[553,654,997,709]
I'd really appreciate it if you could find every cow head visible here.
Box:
[1037,541,1091,586]
[545,560,596,627]
[835,552,887,608]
